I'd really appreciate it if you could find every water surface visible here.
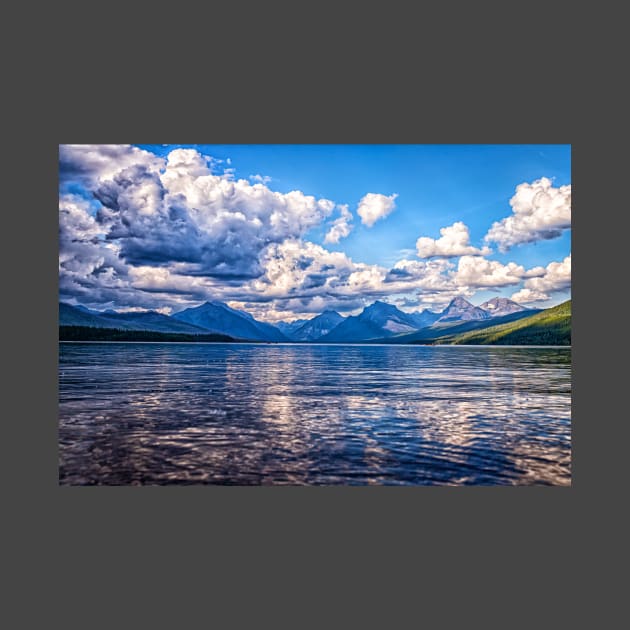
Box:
[59,343,571,485]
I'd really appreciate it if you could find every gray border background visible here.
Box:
[5,2,622,628]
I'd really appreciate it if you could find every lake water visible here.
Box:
[59,343,571,485]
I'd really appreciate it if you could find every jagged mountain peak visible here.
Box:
[448,296,475,308]
[438,297,490,322]
[479,297,526,316]
[291,310,345,341]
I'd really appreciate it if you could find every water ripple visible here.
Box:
[59,343,571,485]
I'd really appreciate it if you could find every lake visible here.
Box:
[59,343,571,485]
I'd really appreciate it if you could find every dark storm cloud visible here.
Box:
[173,267,263,280]
[133,285,208,298]
[394,296,422,308]
[59,144,164,186]
[384,267,413,282]
[301,273,329,289]
[94,165,259,277]
[295,256,314,270]
[281,295,366,314]
[59,197,128,281]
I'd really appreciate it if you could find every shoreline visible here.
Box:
[59,340,571,348]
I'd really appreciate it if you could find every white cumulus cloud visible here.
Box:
[453,255,545,288]
[485,177,571,251]
[324,204,353,244]
[357,193,398,227]
[511,254,571,303]
[416,221,492,258]
[249,174,272,184]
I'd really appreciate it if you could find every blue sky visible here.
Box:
[59,144,571,321]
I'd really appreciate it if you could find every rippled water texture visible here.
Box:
[59,343,571,485]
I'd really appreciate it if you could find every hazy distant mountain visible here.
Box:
[360,301,423,332]
[408,308,441,329]
[437,297,491,323]
[172,300,288,342]
[274,319,308,337]
[291,311,345,341]
[59,303,211,334]
[60,303,106,327]
[74,304,120,316]
[102,311,216,334]
[479,297,527,317]
[319,301,419,342]
[73,304,103,315]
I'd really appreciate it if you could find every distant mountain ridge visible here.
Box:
[317,297,535,343]
[369,309,540,345]
[319,301,423,342]
[274,319,308,337]
[409,308,441,329]
[290,311,345,341]
[59,303,212,335]
[60,295,559,344]
[172,300,288,342]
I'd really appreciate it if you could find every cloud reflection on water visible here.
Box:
[59,343,571,485]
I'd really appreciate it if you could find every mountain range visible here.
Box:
[59,302,210,334]
[319,301,420,342]
[433,300,571,345]
[171,300,288,342]
[58,295,565,344]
